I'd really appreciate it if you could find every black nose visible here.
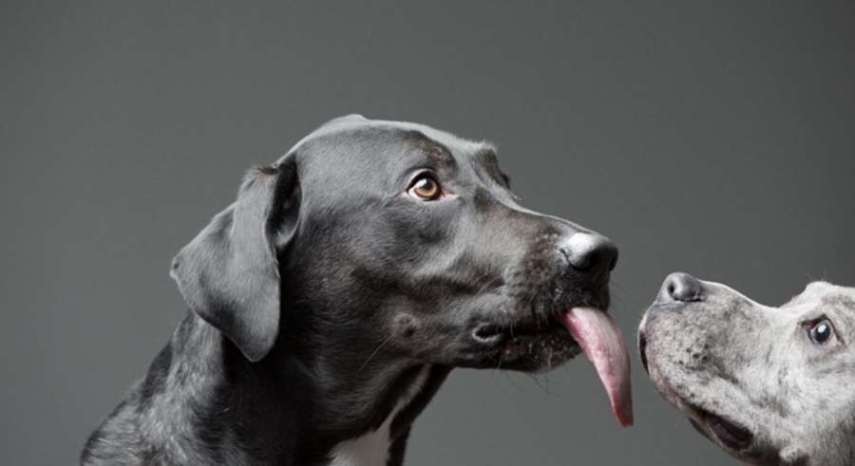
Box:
[563,232,619,275]
[660,272,704,303]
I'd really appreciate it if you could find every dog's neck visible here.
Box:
[326,366,430,466]
[148,313,449,466]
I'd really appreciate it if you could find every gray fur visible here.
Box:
[640,276,855,466]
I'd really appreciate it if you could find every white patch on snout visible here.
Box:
[329,367,430,466]
[561,232,599,260]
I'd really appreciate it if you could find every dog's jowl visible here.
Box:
[82,115,632,466]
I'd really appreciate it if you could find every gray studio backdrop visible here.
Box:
[2,1,854,465]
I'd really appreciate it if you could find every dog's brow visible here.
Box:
[399,129,455,165]
[426,146,454,164]
[813,295,855,342]
[473,147,497,161]
[823,295,855,312]
[472,146,511,186]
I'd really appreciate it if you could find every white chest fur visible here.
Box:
[328,367,430,466]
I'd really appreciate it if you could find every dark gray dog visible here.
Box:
[82,115,632,466]
[640,273,855,466]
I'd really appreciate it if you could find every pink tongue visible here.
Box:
[563,307,634,427]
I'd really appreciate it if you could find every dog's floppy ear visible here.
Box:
[170,156,299,362]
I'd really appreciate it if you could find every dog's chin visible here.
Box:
[458,319,582,372]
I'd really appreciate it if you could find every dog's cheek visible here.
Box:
[392,313,421,341]
[646,314,710,380]
[388,313,451,360]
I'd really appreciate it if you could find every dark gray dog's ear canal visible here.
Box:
[170,155,300,362]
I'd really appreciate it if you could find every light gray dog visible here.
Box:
[639,272,855,466]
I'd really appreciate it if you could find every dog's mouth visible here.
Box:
[686,406,754,453]
[472,316,581,370]
[703,410,754,452]
[653,373,756,454]
[471,306,633,427]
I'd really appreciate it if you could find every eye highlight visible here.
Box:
[407,173,442,201]
[806,318,836,346]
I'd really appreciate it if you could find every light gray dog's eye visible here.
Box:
[807,318,835,345]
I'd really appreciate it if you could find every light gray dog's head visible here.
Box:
[639,273,855,466]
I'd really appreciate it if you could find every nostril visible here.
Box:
[472,324,504,344]
[565,233,618,275]
[663,272,704,303]
[608,248,619,272]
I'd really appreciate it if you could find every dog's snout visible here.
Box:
[562,232,619,275]
[660,272,704,303]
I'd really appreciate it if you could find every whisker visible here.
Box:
[525,373,549,395]
[357,334,395,373]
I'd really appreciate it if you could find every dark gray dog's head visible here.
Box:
[169,116,631,416]
[640,273,855,465]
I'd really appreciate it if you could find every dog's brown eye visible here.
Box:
[408,174,442,201]
[807,318,835,345]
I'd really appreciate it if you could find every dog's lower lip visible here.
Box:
[496,315,568,337]
[689,418,709,438]
[504,318,574,342]
[476,316,581,370]
[701,410,753,451]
